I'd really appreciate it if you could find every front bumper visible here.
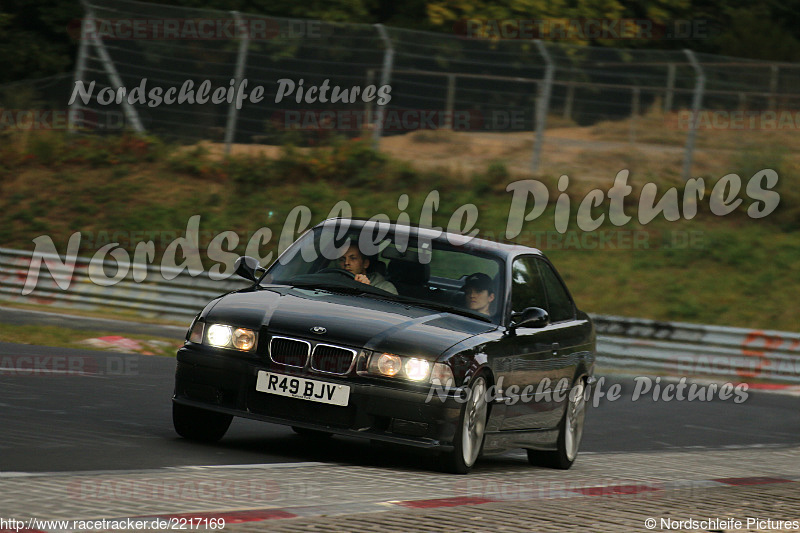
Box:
[173,345,462,450]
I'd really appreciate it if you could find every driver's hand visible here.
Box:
[354,274,370,285]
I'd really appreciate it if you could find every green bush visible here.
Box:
[730,144,787,180]
[0,132,166,169]
[269,145,313,183]
[472,160,509,195]
[319,138,388,188]
[727,144,798,230]
[226,154,274,188]
[28,132,66,165]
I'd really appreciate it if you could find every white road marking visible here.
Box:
[0,462,329,477]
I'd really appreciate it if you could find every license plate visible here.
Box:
[256,371,350,407]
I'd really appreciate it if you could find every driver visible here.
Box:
[462,272,495,316]
[338,244,398,294]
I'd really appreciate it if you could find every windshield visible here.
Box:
[262,224,506,323]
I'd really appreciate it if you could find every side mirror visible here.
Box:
[510,307,549,329]
[234,256,261,282]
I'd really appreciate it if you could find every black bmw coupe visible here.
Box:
[173,218,596,474]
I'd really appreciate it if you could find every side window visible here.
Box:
[510,256,547,312]
[537,260,574,322]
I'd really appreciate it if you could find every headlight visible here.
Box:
[376,353,401,376]
[368,353,435,382]
[207,324,232,347]
[205,323,257,352]
[404,358,431,381]
[232,328,256,350]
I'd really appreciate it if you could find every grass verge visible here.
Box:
[0,323,183,357]
[0,129,797,332]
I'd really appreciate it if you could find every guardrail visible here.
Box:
[0,247,249,319]
[1,247,798,383]
[594,316,800,384]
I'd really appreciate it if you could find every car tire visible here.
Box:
[442,375,489,475]
[173,402,232,443]
[527,378,586,469]
[292,426,333,439]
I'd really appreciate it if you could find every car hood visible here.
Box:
[203,286,496,357]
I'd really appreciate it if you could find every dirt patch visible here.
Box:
[181,140,290,159]
[189,119,796,187]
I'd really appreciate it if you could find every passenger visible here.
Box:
[462,273,495,316]
[338,244,398,294]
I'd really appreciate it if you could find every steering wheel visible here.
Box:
[316,267,356,279]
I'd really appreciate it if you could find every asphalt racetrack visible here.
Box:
[2,340,798,474]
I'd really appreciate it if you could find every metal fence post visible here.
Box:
[681,49,705,182]
[768,64,779,111]
[629,87,640,143]
[84,7,144,133]
[372,24,394,149]
[224,11,249,156]
[563,82,575,121]
[664,63,675,112]
[69,9,90,133]
[531,40,554,173]
[444,74,456,129]
[364,69,375,130]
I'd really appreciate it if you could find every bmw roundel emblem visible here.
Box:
[311,326,327,334]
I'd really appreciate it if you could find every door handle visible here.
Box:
[552,342,559,355]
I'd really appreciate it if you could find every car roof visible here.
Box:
[314,218,543,260]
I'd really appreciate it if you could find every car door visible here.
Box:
[530,256,584,429]
[497,255,566,431]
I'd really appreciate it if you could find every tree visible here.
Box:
[1,0,799,85]
[713,5,800,62]
[0,1,81,83]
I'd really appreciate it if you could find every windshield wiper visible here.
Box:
[285,281,358,291]
[385,294,493,322]
[284,278,383,295]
